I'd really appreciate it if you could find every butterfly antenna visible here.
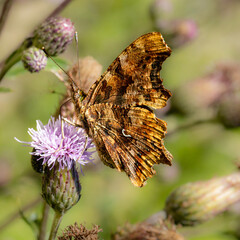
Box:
[74,31,81,89]
[42,47,79,93]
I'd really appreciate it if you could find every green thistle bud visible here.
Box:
[165,173,240,226]
[218,93,240,128]
[42,163,81,214]
[33,17,75,56]
[21,47,47,73]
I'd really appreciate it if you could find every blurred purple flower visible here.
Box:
[157,19,198,48]
[16,116,94,169]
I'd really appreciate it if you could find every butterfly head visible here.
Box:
[69,80,86,103]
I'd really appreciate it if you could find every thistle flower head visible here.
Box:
[21,46,47,73]
[16,116,94,170]
[33,17,75,56]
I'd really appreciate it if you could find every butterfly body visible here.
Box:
[70,32,173,187]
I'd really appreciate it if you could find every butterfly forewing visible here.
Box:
[82,32,172,109]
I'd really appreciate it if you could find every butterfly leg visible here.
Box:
[79,135,90,158]
[62,117,82,128]
[54,118,65,153]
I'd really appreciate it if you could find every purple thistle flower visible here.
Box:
[16,116,94,170]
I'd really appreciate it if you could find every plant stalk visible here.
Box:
[48,211,63,240]
[38,201,50,240]
[0,0,14,35]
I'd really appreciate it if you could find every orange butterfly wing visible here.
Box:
[78,32,172,187]
[82,32,172,108]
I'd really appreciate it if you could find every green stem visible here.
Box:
[0,50,21,81]
[0,37,33,82]
[48,212,63,240]
[38,201,50,240]
[0,0,14,35]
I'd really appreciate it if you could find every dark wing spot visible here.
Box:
[145,56,151,61]
[101,80,107,92]
[151,61,160,70]
[134,161,140,170]
[104,86,113,100]
[145,94,151,101]
[136,105,153,113]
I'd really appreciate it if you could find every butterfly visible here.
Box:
[67,32,173,187]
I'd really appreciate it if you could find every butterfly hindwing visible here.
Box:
[82,32,172,109]
[85,103,172,187]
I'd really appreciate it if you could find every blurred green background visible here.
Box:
[0,0,240,239]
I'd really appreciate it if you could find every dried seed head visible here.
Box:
[58,223,102,240]
[59,56,102,122]
[67,56,102,94]
[112,220,184,240]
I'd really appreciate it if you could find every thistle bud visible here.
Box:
[21,47,47,73]
[33,17,75,56]
[165,173,240,226]
[42,162,81,214]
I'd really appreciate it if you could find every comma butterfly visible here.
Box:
[67,32,173,187]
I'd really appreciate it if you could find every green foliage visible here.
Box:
[0,86,11,92]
